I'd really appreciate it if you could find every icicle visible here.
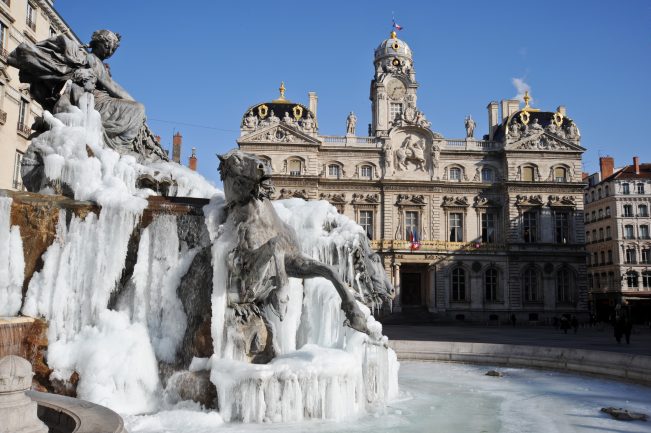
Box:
[0,197,24,316]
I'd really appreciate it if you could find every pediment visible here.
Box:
[507,132,585,152]
[238,123,321,145]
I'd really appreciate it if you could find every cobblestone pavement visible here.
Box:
[383,323,651,356]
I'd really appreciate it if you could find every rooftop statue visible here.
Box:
[8,29,167,161]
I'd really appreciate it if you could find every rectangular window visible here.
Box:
[389,103,402,121]
[523,211,537,243]
[638,183,645,194]
[608,250,613,263]
[625,249,636,264]
[640,205,649,217]
[289,160,301,176]
[328,164,340,178]
[554,212,569,244]
[606,226,611,238]
[554,167,566,182]
[481,212,495,243]
[624,225,634,239]
[0,21,6,52]
[12,152,23,190]
[449,212,463,242]
[361,165,372,178]
[622,183,630,195]
[18,99,27,127]
[405,211,419,241]
[359,210,373,240]
[624,205,633,217]
[640,225,650,239]
[643,272,651,289]
[49,26,56,38]
[642,249,651,264]
[26,2,36,31]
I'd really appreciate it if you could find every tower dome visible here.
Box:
[374,31,412,62]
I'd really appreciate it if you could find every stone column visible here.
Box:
[393,263,402,312]
[0,355,48,433]
[428,265,437,312]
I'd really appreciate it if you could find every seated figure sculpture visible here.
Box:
[8,29,167,163]
[217,149,395,337]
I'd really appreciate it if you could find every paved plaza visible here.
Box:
[384,323,651,357]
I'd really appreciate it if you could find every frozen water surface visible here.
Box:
[125,361,651,433]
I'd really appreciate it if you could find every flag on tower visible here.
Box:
[392,19,403,31]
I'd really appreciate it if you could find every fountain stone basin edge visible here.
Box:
[389,340,651,385]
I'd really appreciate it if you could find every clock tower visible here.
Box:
[370,31,419,136]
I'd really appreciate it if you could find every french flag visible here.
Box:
[410,230,420,251]
[392,19,403,31]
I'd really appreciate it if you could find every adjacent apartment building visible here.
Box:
[238,31,588,322]
[585,156,651,322]
[0,0,79,190]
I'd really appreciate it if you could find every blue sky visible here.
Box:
[56,0,651,186]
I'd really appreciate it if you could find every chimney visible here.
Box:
[172,132,182,164]
[308,91,318,119]
[500,99,520,121]
[188,147,197,171]
[487,101,498,140]
[599,156,614,179]
[634,156,640,174]
[556,106,567,116]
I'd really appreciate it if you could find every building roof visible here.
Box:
[602,163,651,182]
[374,31,412,61]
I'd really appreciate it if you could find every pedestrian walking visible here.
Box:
[571,315,578,334]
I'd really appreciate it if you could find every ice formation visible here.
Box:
[0,196,24,316]
[208,198,399,422]
[4,95,398,422]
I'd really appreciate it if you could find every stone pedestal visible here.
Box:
[0,355,48,433]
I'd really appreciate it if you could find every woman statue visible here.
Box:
[8,29,166,161]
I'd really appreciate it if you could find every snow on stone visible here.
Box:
[0,196,24,316]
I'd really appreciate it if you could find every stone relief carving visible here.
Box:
[395,135,426,171]
[507,116,581,150]
[243,109,317,135]
[547,195,576,207]
[391,102,431,128]
[320,192,347,204]
[352,193,380,204]
[396,194,426,206]
[514,195,544,206]
[278,188,309,200]
[441,196,469,207]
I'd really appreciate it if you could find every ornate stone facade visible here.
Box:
[238,31,588,322]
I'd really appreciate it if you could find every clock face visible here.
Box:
[387,80,406,101]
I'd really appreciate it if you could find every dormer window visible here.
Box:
[361,165,372,179]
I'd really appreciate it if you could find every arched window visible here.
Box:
[451,267,466,301]
[556,269,573,303]
[606,226,611,238]
[598,209,603,219]
[554,167,567,182]
[449,167,462,181]
[605,206,611,217]
[626,271,638,288]
[522,166,535,182]
[481,167,494,182]
[605,185,609,196]
[360,165,373,179]
[599,228,604,240]
[484,268,499,302]
[523,267,541,302]
[598,188,602,199]
[600,251,605,264]
[328,164,341,178]
[591,191,595,201]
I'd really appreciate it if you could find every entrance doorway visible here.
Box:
[400,264,427,306]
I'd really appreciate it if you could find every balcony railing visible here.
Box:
[0,109,6,125]
[17,122,31,137]
[321,135,380,147]
[370,239,506,252]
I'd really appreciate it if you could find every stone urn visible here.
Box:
[0,355,48,433]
